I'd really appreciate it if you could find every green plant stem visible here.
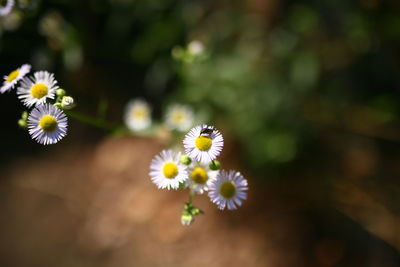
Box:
[65,110,120,132]
[188,187,195,205]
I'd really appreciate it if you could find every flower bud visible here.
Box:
[180,155,192,165]
[21,111,28,120]
[61,96,75,110]
[181,212,194,226]
[56,88,66,97]
[18,119,27,128]
[209,160,221,170]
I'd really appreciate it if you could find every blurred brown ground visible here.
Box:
[0,136,399,267]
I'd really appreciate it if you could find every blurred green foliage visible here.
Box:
[1,0,400,172]
[174,0,400,170]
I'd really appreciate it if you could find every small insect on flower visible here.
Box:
[165,104,194,132]
[208,170,248,210]
[0,64,31,93]
[27,103,68,145]
[149,150,189,190]
[187,162,218,194]
[183,124,224,164]
[17,71,59,107]
[199,125,214,136]
[124,99,151,131]
[0,0,14,17]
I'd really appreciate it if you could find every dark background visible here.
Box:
[0,0,400,266]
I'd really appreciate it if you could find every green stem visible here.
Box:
[64,110,120,132]
[188,187,195,205]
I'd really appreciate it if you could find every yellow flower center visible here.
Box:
[6,70,19,83]
[132,107,148,119]
[172,111,184,123]
[220,181,236,199]
[162,162,178,179]
[195,136,212,151]
[190,167,208,184]
[31,83,49,99]
[39,115,57,132]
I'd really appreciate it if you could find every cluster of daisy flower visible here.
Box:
[124,99,195,133]
[1,63,75,145]
[149,124,248,226]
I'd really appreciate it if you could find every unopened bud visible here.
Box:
[61,96,75,109]
[18,119,27,128]
[181,213,194,226]
[180,155,192,165]
[18,111,29,128]
[21,111,28,120]
[209,160,221,170]
[56,88,66,97]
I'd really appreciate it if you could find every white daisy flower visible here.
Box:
[0,0,14,17]
[183,124,224,164]
[208,170,248,210]
[165,104,194,131]
[149,150,188,190]
[17,71,59,107]
[188,40,204,56]
[0,64,31,93]
[124,99,151,131]
[187,162,218,194]
[27,103,68,145]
